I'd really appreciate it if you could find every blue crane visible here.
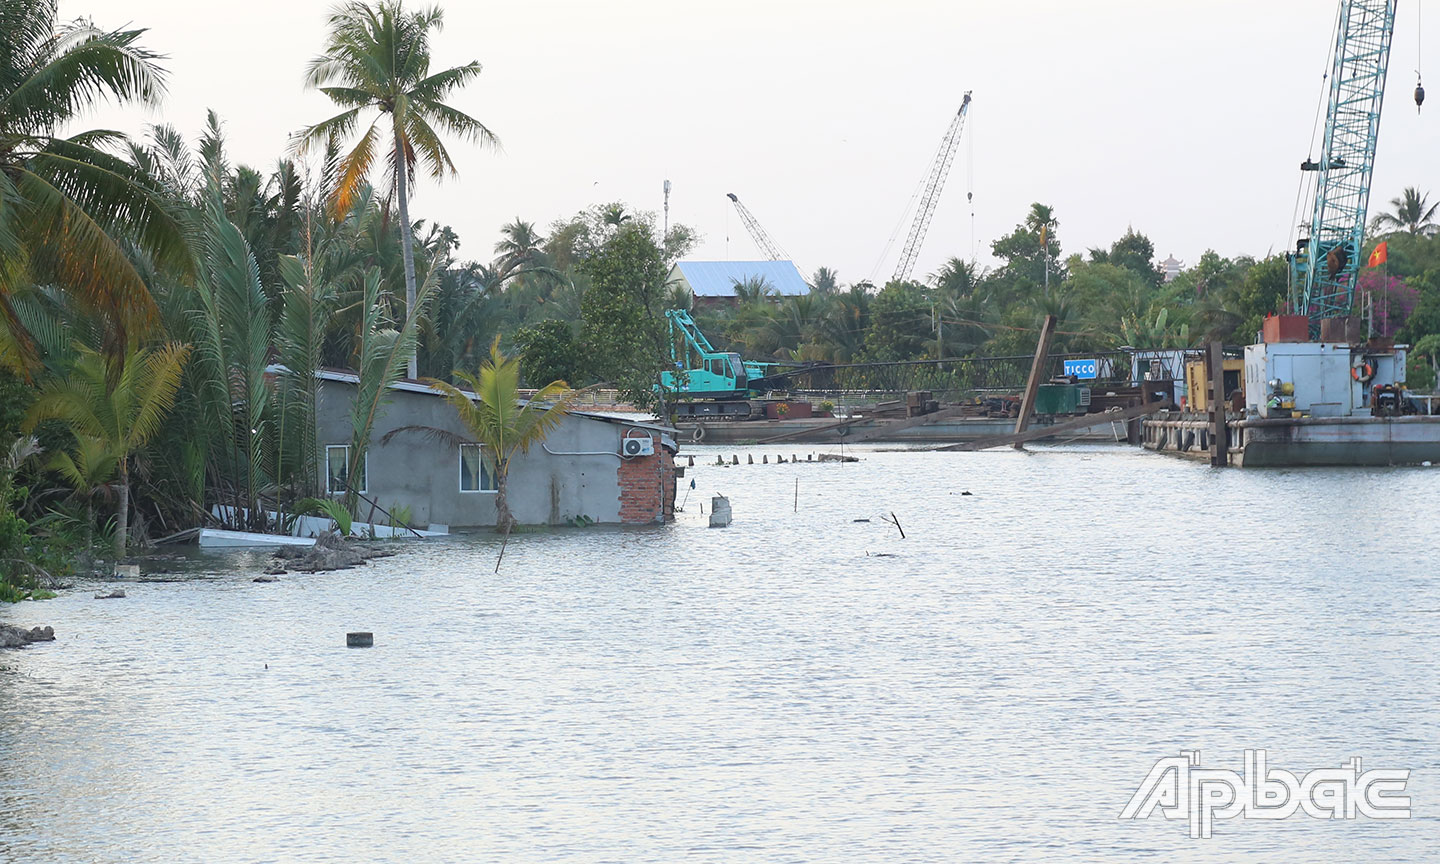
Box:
[1290,0,1398,327]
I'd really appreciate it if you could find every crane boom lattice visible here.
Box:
[893,91,972,284]
[726,193,788,261]
[1291,0,1396,325]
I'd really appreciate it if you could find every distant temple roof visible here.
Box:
[1161,253,1182,283]
[668,260,809,297]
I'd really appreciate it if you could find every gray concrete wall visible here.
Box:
[317,380,635,528]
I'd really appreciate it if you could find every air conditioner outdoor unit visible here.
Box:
[622,437,654,457]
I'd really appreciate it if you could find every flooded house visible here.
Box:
[315,371,678,530]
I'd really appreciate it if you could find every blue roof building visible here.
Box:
[667,260,809,299]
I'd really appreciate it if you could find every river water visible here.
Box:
[1,443,1436,862]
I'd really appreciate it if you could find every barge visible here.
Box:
[1142,321,1440,467]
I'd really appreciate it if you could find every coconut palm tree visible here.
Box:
[295,0,498,379]
[808,266,840,295]
[494,219,544,277]
[24,342,190,558]
[1370,187,1440,236]
[422,339,576,532]
[0,0,189,365]
[731,275,775,305]
[930,257,980,299]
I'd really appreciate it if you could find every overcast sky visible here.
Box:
[59,0,1440,283]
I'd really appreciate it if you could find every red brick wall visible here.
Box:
[617,434,676,524]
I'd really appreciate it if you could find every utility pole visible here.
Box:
[1043,225,1050,292]
[935,302,943,359]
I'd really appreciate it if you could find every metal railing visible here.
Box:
[771,350,1139,401]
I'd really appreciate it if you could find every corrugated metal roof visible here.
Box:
[669,260,809,297]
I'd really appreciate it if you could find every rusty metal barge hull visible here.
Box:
[1143,413,1440,467]
[678,416,1123,445]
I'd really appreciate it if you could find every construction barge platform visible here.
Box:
[677,415,1125,446]
[1143,412,1440,466]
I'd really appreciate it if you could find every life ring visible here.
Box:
[1352,361,1375,383]
[691,423,707,442]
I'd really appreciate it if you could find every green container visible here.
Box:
[1034,384,1081,415]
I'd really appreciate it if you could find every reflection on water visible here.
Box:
[1,444,1437,862]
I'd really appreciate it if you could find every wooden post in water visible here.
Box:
[1013,314,1058,450]
[1209,340,1228,467]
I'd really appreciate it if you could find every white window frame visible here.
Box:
[325,445,367,495]
[458,443,497,494]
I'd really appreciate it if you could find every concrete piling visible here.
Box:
[748,454,754,464]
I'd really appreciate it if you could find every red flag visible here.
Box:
[1368,241,1388,268]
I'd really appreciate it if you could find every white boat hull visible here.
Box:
[198,529,316,548]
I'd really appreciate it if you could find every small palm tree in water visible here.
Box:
[424,339,576,532]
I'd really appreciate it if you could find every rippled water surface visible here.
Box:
[2,444,1438,862]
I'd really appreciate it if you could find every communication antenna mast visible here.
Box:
[892,91,972,283]
[663,179,671,240]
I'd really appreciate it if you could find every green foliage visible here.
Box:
[191,184,274,523]
[579,222,671,410]
[0,436,69,601]
[275,253,333,497]
[386,502,414,531]
[423,338,577,531]
[1120,307,1190,349]
[345,266,432,514]
[297,496,353,536]
[514,319,581,388]
[0,0,189,363]
[864,282,930,361]
[24,342,190,557]
[0,369,30,444]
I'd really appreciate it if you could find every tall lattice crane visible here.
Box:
[726,193,789,261]
[1290,1,1398,326]
[892,91,972,283]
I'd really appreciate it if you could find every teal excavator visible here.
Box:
[659,310,797,420]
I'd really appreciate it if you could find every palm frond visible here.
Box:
[27,137,192,275]
[331,119,381,216]
[12,165,160,330]
[413,96,499,150]
[1,20,166,135]
[401,111,455,179]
